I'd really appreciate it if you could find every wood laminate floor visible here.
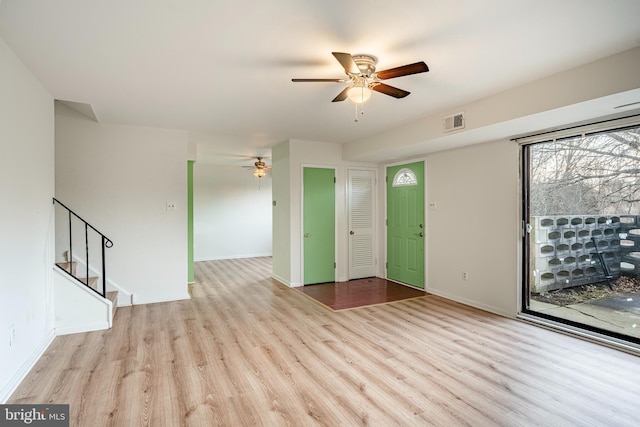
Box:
[8,257,640,426]
[295,277,426,310]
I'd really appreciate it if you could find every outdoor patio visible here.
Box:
[531,287,640,339]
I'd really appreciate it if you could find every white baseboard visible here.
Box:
[115,294,132,307]
[426,288,514,318]
[108,281,132,307]
[0,329,55,403]
[271,274,292,287]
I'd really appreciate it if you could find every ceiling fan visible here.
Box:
[242,157,271,179]
[292,52,429,104]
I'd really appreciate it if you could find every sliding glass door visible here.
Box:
[522,123,640,344]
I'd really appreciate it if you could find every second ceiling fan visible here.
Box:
[292,52,429,104]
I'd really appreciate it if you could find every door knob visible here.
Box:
[350,231,355,235]
[304,233,310,237]
[416,232,424,237]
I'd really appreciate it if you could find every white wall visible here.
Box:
[194,164,272,261]
[0,37,55,402]
[425,140,520,316]
[55,104,189,305]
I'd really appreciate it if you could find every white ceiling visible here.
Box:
[1,0,639,164]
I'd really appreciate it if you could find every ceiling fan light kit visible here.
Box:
[248,157,271,179]
[292,51,429,120]
[347,85,372,104]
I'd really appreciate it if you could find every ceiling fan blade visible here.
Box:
[332,87,350,102]
[376,61,429,80]
[371,83,410,98]
[332,52,359,74]
[292,78,346,82]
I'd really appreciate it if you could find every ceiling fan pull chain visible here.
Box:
[354,103,366,122]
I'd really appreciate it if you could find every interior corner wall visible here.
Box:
[425,139,520,316]
[55,104,189,305]
[193,164,272,261]
[271,141,291,285]
[0,37,55,402]
[188,160,194,283]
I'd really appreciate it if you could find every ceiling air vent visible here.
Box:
[443,112,465,132]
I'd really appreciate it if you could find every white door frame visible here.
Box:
[383,157,428,288]
[347,168,377,280]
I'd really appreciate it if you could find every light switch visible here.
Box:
[166,201,177,211]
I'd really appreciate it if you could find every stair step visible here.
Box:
[106,291,118,319]
[56,261,77,276]
[78,276,99,290]
[56,264,99,291]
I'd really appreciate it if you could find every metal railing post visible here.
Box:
[102,236,107,298]
[68,210,73,268]
[53,198,112,299]
[85,222,90,292]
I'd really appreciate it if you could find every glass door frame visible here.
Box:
[519,120,640,348]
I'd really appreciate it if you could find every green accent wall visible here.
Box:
[188,160,195,283]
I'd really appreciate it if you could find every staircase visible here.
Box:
[56,261,118,321]
[53,198,117,334]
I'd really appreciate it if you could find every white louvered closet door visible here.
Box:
[348,169,376,279]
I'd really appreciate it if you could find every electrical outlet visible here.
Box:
[462,271,468,281]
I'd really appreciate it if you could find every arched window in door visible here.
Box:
[392,168,418,187]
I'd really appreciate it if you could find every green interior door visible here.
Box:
[387,162,425,288]
[304,167,335,284]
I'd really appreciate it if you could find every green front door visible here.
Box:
[387,162,425,288]
[303,167,335,284]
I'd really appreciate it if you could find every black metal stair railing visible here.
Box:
[53,198,113,298]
